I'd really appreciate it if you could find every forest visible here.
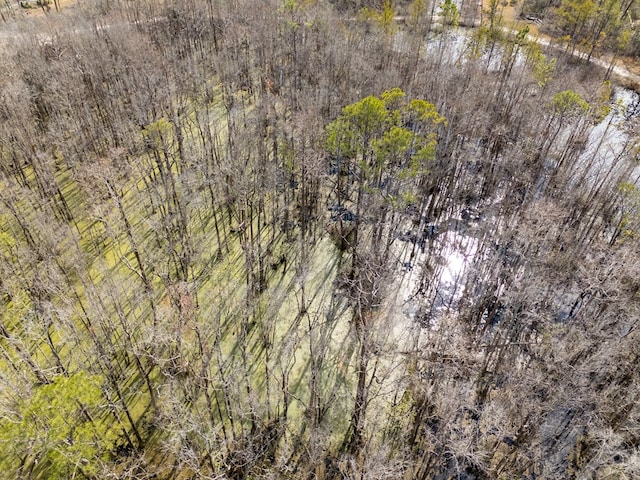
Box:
[0,0,639,478]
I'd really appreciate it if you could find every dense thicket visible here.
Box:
[0,1,639,479]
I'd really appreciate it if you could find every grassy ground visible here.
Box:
[0,71,403,475]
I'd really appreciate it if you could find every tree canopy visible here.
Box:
[326,88,445,203]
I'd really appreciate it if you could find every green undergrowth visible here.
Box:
[0,81,375,476]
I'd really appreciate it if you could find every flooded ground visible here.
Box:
[384,41,640,331]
